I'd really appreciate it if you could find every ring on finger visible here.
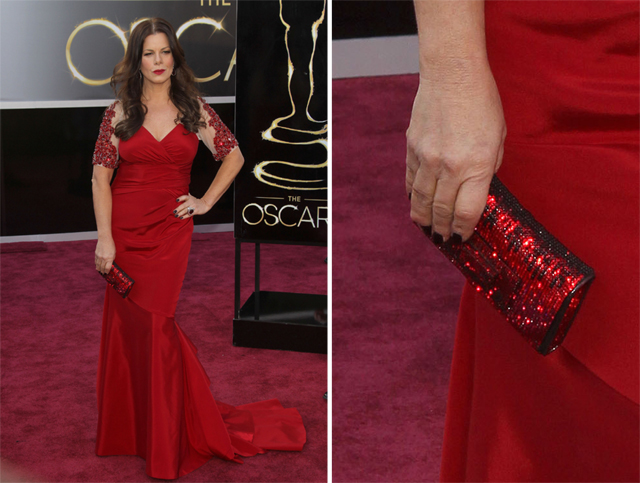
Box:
[187,207,194,215]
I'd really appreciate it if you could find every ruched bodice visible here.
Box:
[109,124,198,318]
[114,125,199,192]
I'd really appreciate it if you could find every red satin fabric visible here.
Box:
[440,2,639,481]
[96,124,306,480]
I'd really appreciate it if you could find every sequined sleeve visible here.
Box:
[92,101,121,169]
[197,97,239,161]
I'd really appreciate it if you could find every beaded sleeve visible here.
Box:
[197,97,239,161]
[92,101,120,169]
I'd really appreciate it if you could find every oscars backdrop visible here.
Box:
[235,0,328,245]
[0,0,236,104]
[0,0,237,237]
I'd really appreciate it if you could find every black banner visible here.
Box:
[234,0,328,245]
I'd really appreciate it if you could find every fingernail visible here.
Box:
[432,232,444,244]
[176,198,180,202]
[180,216,183,219]
[174,214,178,218]
[413,222,431,236]
[451,233,463,246]
[173,210,177,213]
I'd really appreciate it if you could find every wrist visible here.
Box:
[200,198,212,211]
[419,57,493,97]
[420,54,490,80]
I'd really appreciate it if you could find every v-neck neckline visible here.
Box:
[141,124,182,143]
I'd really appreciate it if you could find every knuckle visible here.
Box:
[440,151,496,178]
[417,147,441,167]
[432,201,453,219]
[410,209,429,226]
[441,155,470,176]
[454,207,479,223]
[409,138,441,166]
[405,128,418,148]
[411,185,433,203]
[410,198,431,218]
[412,195,433,213]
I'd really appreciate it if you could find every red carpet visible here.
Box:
[1,232,327,482]
[332,74,464,482]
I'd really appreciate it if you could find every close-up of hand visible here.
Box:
[95,237,116,274]
[174,194,210,219]
[406,59,507,242]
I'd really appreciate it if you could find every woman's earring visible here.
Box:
[171,67,177,77]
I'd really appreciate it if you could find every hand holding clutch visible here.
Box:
[420,176,595,355]
[99,262,134,298]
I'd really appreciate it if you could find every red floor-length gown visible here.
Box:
[440,2,639,481]
[92,98,306,480]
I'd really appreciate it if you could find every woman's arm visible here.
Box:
[92,166,116,274]
[92,101,121,274]
[407,0,506,241]
[174,98,244,218]
[175,147,244,218]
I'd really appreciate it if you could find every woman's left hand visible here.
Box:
[174,194,210,219]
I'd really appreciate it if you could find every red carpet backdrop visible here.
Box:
[331,74,465,482]
[0,233,327,482]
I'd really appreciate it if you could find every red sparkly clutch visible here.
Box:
[422,176,595,355]
[99,262,135,298]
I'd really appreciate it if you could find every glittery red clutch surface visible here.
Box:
[423,176,595,355]
[100,262,135,298]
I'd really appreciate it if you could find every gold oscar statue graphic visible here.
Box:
[253,0,327,191]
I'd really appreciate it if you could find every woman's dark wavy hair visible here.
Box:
[110,18,206,140]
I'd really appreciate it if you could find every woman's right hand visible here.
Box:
[95,237,116,274]
[406,58,507,242]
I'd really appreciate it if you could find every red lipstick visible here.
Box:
[153,69,165,75]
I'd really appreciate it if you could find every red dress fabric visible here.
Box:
[93,102,306,480]
[440,2,639,481]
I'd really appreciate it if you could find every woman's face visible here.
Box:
[140,32,175,86]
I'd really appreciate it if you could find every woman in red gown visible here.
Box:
[91,18,305,480]
[407,1,638,481]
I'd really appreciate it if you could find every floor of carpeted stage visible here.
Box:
[332,74,465,482]
[0,233,327,483]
